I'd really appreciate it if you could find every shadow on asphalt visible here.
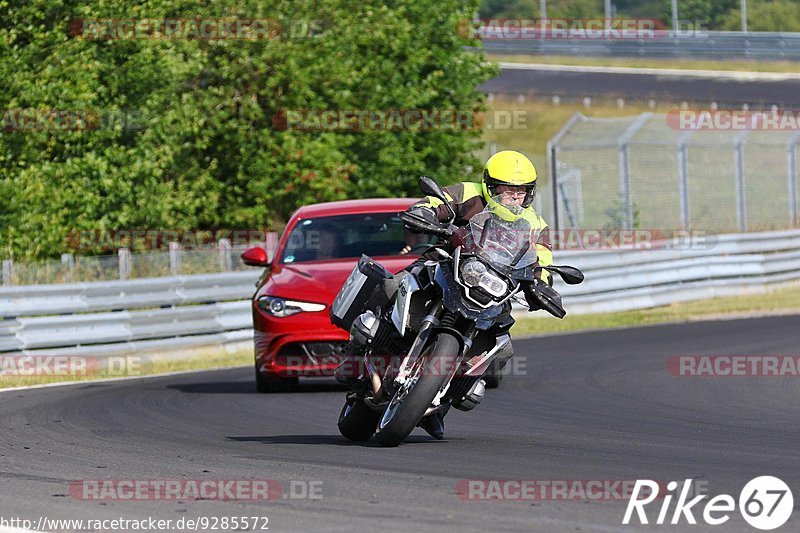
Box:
[227,434,446,447]
[168,381,347,394]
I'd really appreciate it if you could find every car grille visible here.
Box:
[276,341,350,367]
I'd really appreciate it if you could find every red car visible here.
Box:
[241,198,433,392]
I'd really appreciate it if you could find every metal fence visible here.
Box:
[546,112,800,238]
[2,229,799,356]
[482,30,800,61]
[1,233,278,286]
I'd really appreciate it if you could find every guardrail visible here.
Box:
[1,229,799,356]
[481,31,800,61]
[557,229,800,314]
[0,271,260,355]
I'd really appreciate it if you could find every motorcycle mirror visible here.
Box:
[419,176,456,222]
[544,265,584,285]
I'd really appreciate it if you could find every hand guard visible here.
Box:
[403,207,439,233]
[523,280,566,319]
[400,207,452,237]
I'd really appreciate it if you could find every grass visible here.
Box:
[512,282,800,337]
[480,97,800,231]
[0,345,253,390]
[488,53,800,73]
[3,63,795,389]
[479,97,675,188]
[4,283,800,389]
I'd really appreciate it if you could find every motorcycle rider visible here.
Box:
[406,149,554,286]
[338,150,561,439]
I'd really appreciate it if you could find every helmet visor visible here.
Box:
[487,184,536,208]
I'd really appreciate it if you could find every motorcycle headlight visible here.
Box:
[459,259,508,298]
[257,296,325,318]
[461,260,487,286]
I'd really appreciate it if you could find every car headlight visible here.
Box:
[459,259,508,297]
[257,296,326,318]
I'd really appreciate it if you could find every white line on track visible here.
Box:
[498,61,800,81]
[0,364,250,394]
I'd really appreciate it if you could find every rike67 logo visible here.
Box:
[623,477,793,530]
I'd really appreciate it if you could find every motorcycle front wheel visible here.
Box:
[375,332,460,447]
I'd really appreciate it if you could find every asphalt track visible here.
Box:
[1,315,799,532]
[483,64,800,108]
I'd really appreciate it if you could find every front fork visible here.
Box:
[378,301,477,415]
[364,300,443,403]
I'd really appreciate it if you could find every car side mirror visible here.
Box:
[241,247,271,267]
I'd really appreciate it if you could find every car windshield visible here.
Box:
[280,213,434,263]
[456,202,540,271]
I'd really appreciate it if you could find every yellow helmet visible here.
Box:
[482,150,537,220]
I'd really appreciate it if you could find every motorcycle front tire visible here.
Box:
[376,333,460,447]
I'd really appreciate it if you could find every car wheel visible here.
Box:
[255,365,298,393]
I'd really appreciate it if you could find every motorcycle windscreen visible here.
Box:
[458,203,541,271]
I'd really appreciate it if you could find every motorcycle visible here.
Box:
[329,177,584,446]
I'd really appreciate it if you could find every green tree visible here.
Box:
[662,0,738,29]
[479,0,603,19]
[0,0,495,260]
[720,0,800,31]
[479,0,539,18]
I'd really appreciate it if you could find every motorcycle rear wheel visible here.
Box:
[338,399,380,441]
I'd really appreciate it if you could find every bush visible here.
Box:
[0,0,495,260]
[720,0,800,31]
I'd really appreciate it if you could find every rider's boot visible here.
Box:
[334,309,381,386]
[418,406,449,440]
